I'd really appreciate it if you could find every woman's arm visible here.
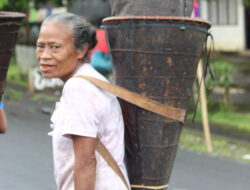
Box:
[0,102,7,133]
[72,135,97,190]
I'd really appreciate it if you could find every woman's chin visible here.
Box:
[42,72,57,79]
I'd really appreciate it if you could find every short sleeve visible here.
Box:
[59,78,101,138]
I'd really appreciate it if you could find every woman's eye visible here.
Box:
[36,44,44,49]
[51,45,60,49]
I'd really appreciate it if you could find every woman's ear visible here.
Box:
[77,43,89,59]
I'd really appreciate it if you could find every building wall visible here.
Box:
[200,0,245,52]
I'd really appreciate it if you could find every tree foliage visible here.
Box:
[33,0,64,8]
[244,0,250,7]
[0,0,64,12]
[0,0,29,12]
[0,0,7,9]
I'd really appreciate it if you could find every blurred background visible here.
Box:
[0,0,250,190]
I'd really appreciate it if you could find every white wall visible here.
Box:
[200,0,245,52]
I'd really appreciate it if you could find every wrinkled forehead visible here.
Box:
[38,21,74,43]
[41,21,73,36]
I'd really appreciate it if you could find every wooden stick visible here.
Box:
[197,61,213,154]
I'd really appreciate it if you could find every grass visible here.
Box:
[3,88,25,101]
[188,109,250,135]
[209,112,250,131]
[180,128,250,164]
[31,93,59,102]
[2,56,28,101]
[6,57,28,87]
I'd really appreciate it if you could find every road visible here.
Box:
[1,100,250,190]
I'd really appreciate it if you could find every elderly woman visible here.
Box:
[36,13,129,190]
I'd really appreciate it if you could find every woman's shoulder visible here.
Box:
[63,75,111,98]
[62,64,116,102]
[75,63,109,82]
[63,76,94,96]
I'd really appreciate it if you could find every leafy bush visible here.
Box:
[203,60,233,111]
[7,56,28,86]
[215,60,233,107]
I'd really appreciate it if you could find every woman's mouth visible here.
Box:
[40,64,56,73]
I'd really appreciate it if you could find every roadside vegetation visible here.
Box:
[183,54,250,163]
[189,109,250,137]
[7,56,28,87]
[189,57,250,138]
[180,128,250,164]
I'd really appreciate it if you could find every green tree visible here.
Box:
[216,61,233,107]
[0,0,29,12]
[244,0,250,7]
[0,0,65,12]
[0,0,8,9]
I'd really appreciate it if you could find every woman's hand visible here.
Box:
[72,135,97,190]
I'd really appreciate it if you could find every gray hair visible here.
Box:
[42,12,97,54]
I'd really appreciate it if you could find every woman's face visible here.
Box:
[36,22,86,81]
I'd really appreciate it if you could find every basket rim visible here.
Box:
[0,11,26,18]
[102,16,211,26]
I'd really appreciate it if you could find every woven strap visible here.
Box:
[96,139,130,190]
[75,75,186,122]
[75,75,131,189]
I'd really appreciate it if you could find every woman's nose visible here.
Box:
[39,48,52,59]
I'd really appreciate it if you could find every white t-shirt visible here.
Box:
[50,64,129,190]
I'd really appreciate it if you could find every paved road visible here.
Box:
[1,100,250,190]
[0,101,56,190]
[169,149,250,190]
